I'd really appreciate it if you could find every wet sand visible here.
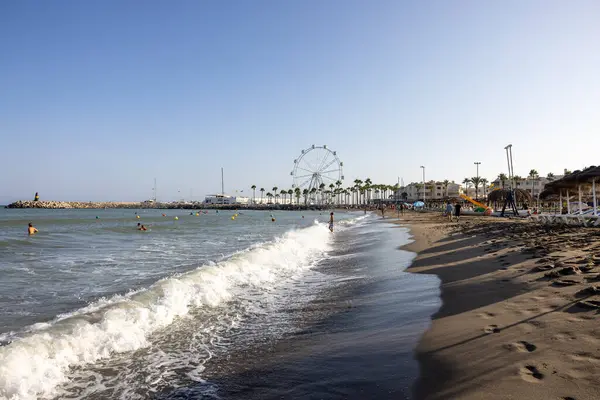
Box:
[393,211,600,400]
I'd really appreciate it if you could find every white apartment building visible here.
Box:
[396,182,461,201]
[490,174,564,198]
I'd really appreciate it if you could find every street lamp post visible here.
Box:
[474,161,481,200]
[420,166,425,206]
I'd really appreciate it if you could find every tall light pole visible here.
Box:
[420,165,425,205]
[504,144,514,189]
[474,161,481,200]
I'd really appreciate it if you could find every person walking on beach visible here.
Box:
[453,202,462,222]
[329,212,334,232]
[28,223,38,235]
[446,202,454,221]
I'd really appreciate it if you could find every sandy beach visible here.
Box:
[390,210,600,400]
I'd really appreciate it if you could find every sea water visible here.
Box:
[0,208,440,400]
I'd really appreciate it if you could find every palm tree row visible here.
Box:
[248,179,401,206]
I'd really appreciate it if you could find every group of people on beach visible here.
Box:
[444,202,462,222]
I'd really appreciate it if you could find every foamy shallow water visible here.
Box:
[0,209,370,399]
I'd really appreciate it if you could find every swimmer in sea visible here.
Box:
[329,212,334,232]
[28,223,38,235]
[137,223,147,231]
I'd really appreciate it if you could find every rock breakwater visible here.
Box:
[6,201,143,209]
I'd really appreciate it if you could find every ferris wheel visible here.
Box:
[291,145,344,194]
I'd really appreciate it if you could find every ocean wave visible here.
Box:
[0,220,335,400]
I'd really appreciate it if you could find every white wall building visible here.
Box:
[396,182,461,201]
[203,195,250,205]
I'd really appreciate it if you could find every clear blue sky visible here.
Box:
[1,0,599,202]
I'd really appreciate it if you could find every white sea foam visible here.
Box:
[0,221,333,400]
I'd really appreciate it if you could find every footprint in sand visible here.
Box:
[477,312,496,319]
[484,324,500,333]
[520,365,544,382]
[505,341,537,353]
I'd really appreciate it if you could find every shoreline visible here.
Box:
[393,211,600,400]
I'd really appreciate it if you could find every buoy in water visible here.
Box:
[271,218,275,222]
[162,214,166,217]
[136,215,140,219]
[231,216,235,220]
[174,216,179,220]
[195,213,199,216]
[96,216,99,219]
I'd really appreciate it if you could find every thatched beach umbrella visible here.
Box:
[487,188,533,209]
[574,166,600,215]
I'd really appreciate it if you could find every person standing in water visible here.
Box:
[28,223,38,235]
[329,212,334,232]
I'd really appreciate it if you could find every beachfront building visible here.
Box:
[203,194,250,205]
[490,174,565,199]
[396,181,461,202]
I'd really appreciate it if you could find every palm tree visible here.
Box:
[310,187,317,204]
[462,178,471,194]
[353,179,363,206]
[272,187,278,204]
[319,183,326,205]
[328,183,335,205]
[528,169,539,197]
[251,185,257,204]
[415,183,423,200]
[294,188,301,205]
[470,176,482,200]
[513,176,523,187]
[266,192,273,204]
[302,188,309,205]
[547,172,555,181]
[498,173,508,189]
[364,178,372,204]
[275,192,280,204]
[480,178,489,199]
[442,180,450,197]
[260,188,265,204]
[280,189,287,204]
[288,189,293,205]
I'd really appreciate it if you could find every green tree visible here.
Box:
[272,187,278,204]
[302,189,309,205]
[470,176,482,200]
[462,178,471,194]
[547,172,555,181]
[480,178,489,198]
[280,189,287,204]
[251,185,256,204]
[443,179,450,197]
[266,192,273,204]
[260,188,265,204]
[497,173,508,189]
[288,189,293,205]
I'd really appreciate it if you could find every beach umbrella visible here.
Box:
[413,201,425,207]
[487,188,532,204]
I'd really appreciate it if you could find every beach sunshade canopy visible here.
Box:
[413,201,425,207]
[574,166,600,183]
